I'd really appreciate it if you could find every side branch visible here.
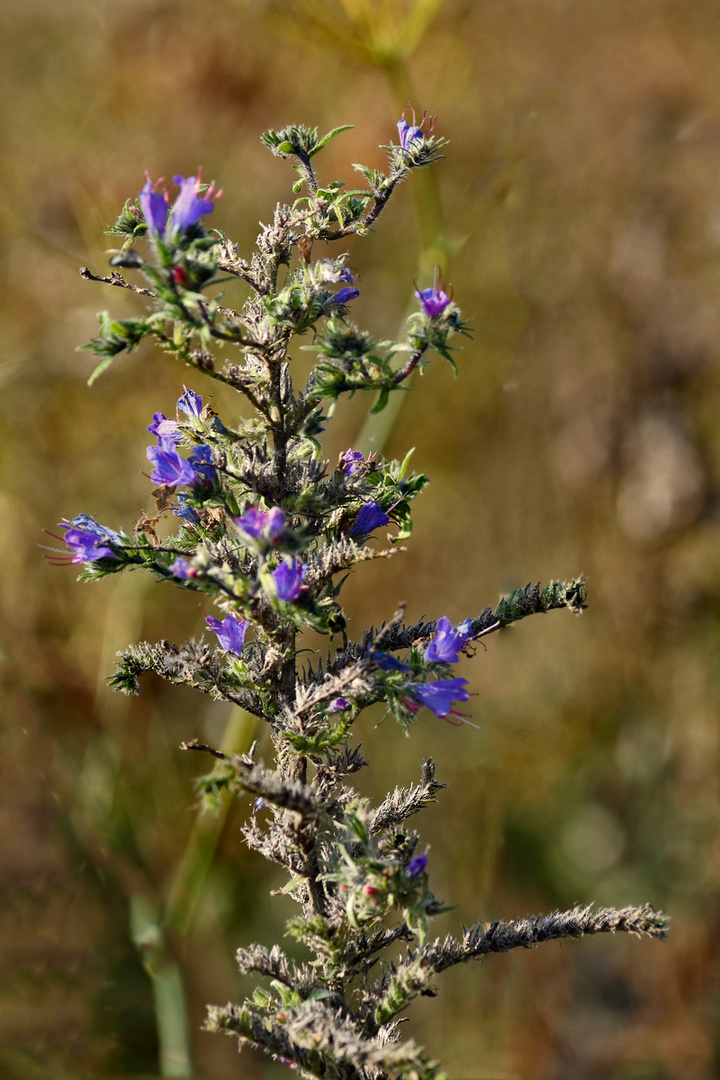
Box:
[183,743,323,819]
[488,578,587,629]
[328,578,588,667]
[455,902,669,963]
[80,265,155,297]
[367,904,667,1032]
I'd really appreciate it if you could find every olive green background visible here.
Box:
[2,1,720,1077]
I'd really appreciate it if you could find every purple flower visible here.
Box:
[350,501,390,539]
[407,853,427,878]
[139,175,169,235]
[414,267,452,319]
[188,444,216,482]
[147,412,181,443]
[170,557,196,578]
[272,559,307,602]
[58,515,121,563]
[236,506,285,543]
[397,105,436,151]
[333,286,360,305]
[236,506,266,538]
[316,260,355,285]
[139,174,220,239]
[170,174,220,234]
[172,497,201,524]
[415,284,451,319]
[177,388,202,419]
[146,444,197,486]
[329,697,351,712]
[407,677,470,719]
[342,449,364,477]
[266,507,285,537]
[206,613,248,655]
[398,118,423,150]
[370,651,410,673]
[424,616,474,664]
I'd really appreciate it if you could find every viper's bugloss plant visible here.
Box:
[62,115,668,1079]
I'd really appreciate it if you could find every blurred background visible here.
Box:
[2,1,720,1077]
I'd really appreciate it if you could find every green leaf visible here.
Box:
[87,355,115,386]
[312,124,354,155]
[370,388,391,414]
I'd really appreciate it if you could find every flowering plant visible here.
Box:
[62,116,668,1078]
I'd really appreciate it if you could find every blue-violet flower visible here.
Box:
[58,516,121,563]
[333,286,360,305]
[407,853,428,878]
[146,444,197,487]
[139,175,169,236]
[273,559,307,602]
[407,677,470,719]
[350,501,390,539]
[139,174,220,239]
[424,616,474,664]
[415,280,452,319]
[177,388,203,419]
[237,506,285,544]
[170,557,196,578]
[397,105,435,151]
[206,613,248,655]
[342,449,365,477]
[188,444,216,482]
[170,174,220,233]
[147,412,181,443]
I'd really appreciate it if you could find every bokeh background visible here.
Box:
[3,1,720,1077]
